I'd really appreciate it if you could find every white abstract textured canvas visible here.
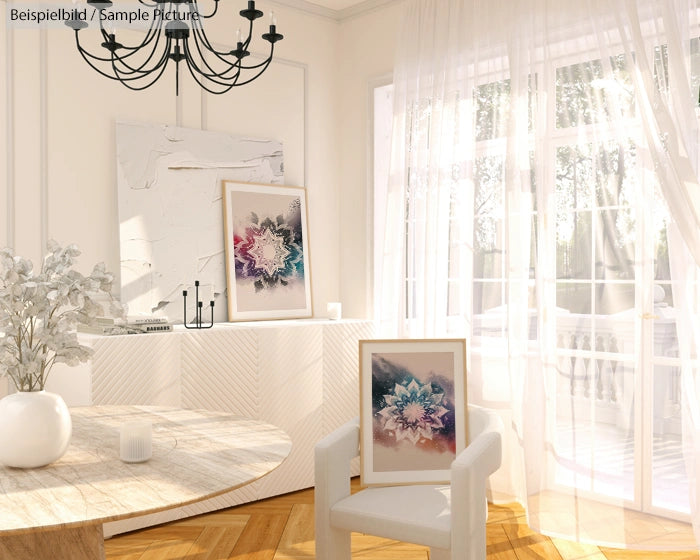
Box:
[116,121,283,324]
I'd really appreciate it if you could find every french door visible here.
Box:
[548,52,689,520]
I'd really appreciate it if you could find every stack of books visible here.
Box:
[78,316,172,336]
[124,316,173,333]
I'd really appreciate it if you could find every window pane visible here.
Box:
[654,44,668,93]
[693,38,700,106]
[556,282,592,313]
[554,361,635,501]
[557,142,637,211]
[594,143,637,209]
[656,39,700,105]
[474,75,537,140]
[595,209,636,281]
[556,146,594,211]
[595,282,635,314]
[556,142,637,283]
[556,54,633,128]
[653,185,671,283]
[557,210,592,280]
[651,364,688,513]
[473,281,503,315]
[556,281,636,315]
[474,79,510,141]
[474,155,505,279]
[447,279,462,317]
[530,213,538,278]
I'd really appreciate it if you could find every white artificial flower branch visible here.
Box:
[0,241,124,392]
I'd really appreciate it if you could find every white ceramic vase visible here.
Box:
[0,390,72,468]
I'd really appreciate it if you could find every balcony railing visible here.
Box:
[473,301,681,434]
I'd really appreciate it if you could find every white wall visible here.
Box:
[1,0,405,379]
[337,2,402,319]
[1,0,340,319]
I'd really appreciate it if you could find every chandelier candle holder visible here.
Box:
[183,281,214,329]
[65,0,283,95]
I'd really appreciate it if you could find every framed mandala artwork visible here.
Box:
[222,181,312,321]
[359,339,468,486]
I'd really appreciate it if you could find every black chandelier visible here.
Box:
[65,1,283,95]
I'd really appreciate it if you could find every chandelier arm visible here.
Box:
[115,5,167,52]
[189,27,241,78]
[242,20,254,51]
[75,38,132,81]
[188,12,239,58]
[216,44,277,73]
[98,40,170,82]
[225,55,274,87]
[192,0,220,19]
[74,25,165,64]
[214,54,275,77]
[216,63,243,80]
[188,23,267,74]
[188,53,241,82]
[74,31,170,82]
[182,41,240,87]
[104,22,163,53]
[182,49,238,95]
[109,50,172,90]
[183,38,276,84]
[75,37,158,82]
[189,53,274,89]
[76,42,141,64]
[105,30,169,75]
[91,9,163,56]
[137,0,158,6]
[96,14,110,41]
[108,49,167,77]
[109,38,171,81]
[228,54,275,71]
[190,24,235,68]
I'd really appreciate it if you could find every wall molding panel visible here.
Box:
[40,29,48,257]
[199,48,308,186]
[3,7,14,250]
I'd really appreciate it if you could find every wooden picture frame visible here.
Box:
[359,338,468,486]
[222,181,312,321]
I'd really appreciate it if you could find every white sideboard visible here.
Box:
[27,319,374,535]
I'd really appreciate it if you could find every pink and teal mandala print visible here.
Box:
[378,378,450,445]
[233,199,304,292]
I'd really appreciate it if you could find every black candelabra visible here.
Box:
[183,281,214,329]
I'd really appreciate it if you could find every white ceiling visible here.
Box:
[270,0,398,20]
[306,0,369,10]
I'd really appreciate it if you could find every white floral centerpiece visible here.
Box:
[0,240,123,392]
[0,241,124,468]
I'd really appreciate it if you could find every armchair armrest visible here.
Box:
[450,406,503,541]
[315,417,360,558]
[315,417,360,508]
[453,430,502,486]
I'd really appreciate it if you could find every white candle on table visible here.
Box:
[327,302,342,321]
[120,421,152,463]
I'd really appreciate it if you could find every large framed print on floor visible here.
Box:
[359,338,468,486]
[222,181,312,321]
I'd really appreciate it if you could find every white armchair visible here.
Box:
[314,404,502,560]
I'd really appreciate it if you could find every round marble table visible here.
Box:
[0,405,292,560]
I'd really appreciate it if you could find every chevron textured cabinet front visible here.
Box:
[79,319,375,536]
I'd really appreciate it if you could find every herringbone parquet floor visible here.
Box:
[104,479,700,560]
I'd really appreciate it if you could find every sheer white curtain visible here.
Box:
[378,0,700,547]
